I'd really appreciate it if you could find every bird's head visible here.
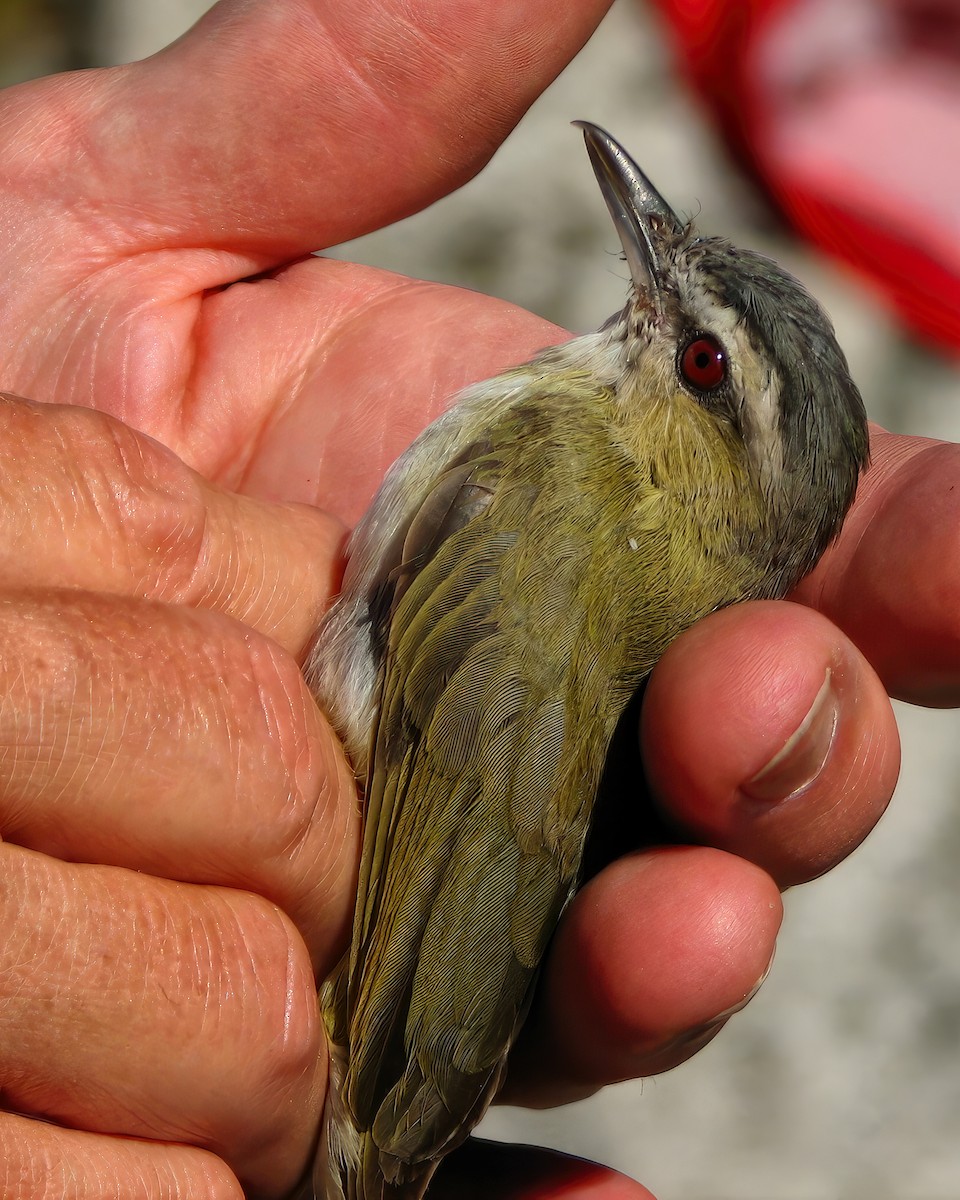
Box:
[577,121,870,590]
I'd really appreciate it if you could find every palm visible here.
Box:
[16,251,561,520]
[149,262,563,522]
[1,4,580,529]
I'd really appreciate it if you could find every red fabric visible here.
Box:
[649,0,960,353]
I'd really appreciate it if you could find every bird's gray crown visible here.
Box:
[688,237,868,479]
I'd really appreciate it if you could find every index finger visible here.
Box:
[0,393,343,656]
[794,426,960,706]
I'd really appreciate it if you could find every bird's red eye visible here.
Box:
[679,334,727,391]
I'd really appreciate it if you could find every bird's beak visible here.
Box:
[575,121,682,312]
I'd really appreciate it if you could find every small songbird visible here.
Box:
[306,122,869,1200]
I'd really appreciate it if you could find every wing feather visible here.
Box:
[340,451,608,1180]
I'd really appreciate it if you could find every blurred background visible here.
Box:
[2,2,959,1197]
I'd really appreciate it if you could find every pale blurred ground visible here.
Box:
[6,1,960,1197]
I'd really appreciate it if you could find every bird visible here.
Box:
[305,120,870,1200]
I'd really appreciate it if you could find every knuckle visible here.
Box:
[0,394,209,598]
[189,628,357,967]
[205,630,358,961]
[216,890,322,1100]
[67,405,210,598]
[232,633,331,851]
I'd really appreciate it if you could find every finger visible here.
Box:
[1,1115,242,1200]
[435,1140,657,1200]
[795,426,960,706]
[504,846,781,1105]
[0,589,358,972]
[6,0,612,259]
[0,394,343,656]
[641,600,900,887]
[0,844,323,1200]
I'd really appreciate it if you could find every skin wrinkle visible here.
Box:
[308,4,399,126]
[11,75,120,216]
[141,262,267,452]
[86,457,142,584]
[225,509,291,628]
[95,420,214,605]
[0,203,77,294]
[301,778,356,970]
[33,604,178,818]
[0,861,38,993]
[235,612,359,955]
[18,264,200,436]
[8,856,64,998]
[111,294,148,434]
[249,570,292,648]
[242,640,347,914]
[231,272,437,497]
[47,477,95,581]
[8,597,271,859]
[196,280,315,490]
[345,8,477,145]
[88,655,132,796]
[153,500,207,601]
[9,836,315,1178]
[848,701,889,799]
[80,304,113,413]
[281,939,301,1057]
[42,293,109,411]
[0,651,41,826]
[217,652,251,831]
[262,514,329,641]
[188,893,315,1141]
[268,717,345,902]
[39,665,98,815]
[50,418,135,579]
[0,1121,245,1200]
[161,512,222,614]
[246,642,292,781]
[300,280,485,503]
[193,515,240,621]
[193,902,230,1042]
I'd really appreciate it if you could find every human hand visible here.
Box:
[0,1,949,1198]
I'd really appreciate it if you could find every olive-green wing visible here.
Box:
[342,451,604,1190]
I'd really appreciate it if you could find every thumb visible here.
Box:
[5,0,612,261]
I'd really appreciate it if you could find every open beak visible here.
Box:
[575,121,683,312]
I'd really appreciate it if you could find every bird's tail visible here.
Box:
[312,961,364,1200]
[313,1069,436,1200]
[312,970,436,1200]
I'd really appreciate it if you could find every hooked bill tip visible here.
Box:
[572,120,682,303]
[572,120,679,231]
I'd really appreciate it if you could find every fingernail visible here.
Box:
[743,669,839,803]
[678,956,775,1048]
[712,953,774,1022]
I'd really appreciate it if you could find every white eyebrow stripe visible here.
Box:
[673,278,786,492]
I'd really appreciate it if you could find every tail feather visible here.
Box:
[314,1043,436,1200]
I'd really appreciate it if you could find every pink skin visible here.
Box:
[0,2,951,1197]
